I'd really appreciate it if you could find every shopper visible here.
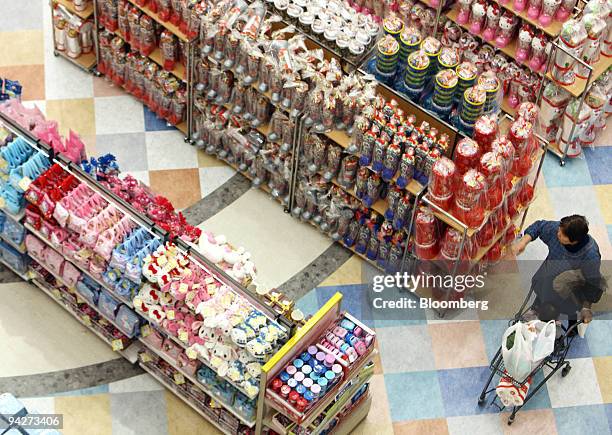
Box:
[512,215,604,328]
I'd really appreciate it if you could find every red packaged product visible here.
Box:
[486,241,503,264]
[455,169,486,209]
[440,228,463,260]
[508,117,533,155]
[507,192,520,218]
[454,138,480,174]
[510,153,532,178]
[504,224,517,245]
[453,199,485,229]
[519,183,535,205]
[429,190,453,211]
[415,207,438,245]
[480,152,504,210]
[430,157,456,198]
[477,219,495,247]
[473,115,499,152]
[491,135,514,174]
[416,240,440,260]
[517,101,539,124]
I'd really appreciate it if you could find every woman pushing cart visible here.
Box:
[478,215,606,425]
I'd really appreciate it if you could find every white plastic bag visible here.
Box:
[531,320,556,362]
[502,322,536,382]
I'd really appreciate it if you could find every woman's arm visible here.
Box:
[512,220,557,255]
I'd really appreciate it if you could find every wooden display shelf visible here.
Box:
[323,129,351,149]
[56,49,97,71]
[500,97,517,117]
[126,0,189,42]
[177,121,187,134]
[493,0,563,37]
[546,55,612,97]
[148,48,187,81]
[328,394,371,435]
[53,0,94,20]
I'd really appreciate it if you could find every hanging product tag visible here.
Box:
[178,330,188,342]
[141,324,151,338]
[140,352,152,363]
[186,348,198,360]
[173,373,185,385]
[18,176,32,192]
[0,158,7,169]
[52,289,61,299]
[0,197,5,209]
[112,339,124,351]
[81,314,92,326]
[167,310,175,320]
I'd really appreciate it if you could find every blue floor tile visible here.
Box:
[480,320,509,361]
[296,288,320,317]
[584,146,612,185]
[437,366,549,417]
[554,405,610,435]
[143,106,177,132]
[565,334,591,359]
[605,404,612,435]
[520,369,552,411]
[542,152,594,188]
[51,384,109,396]
[316,284,375,327]
[384,371,445,421]
[586,320,612,357]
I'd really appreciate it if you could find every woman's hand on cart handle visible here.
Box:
[581,305,593,323]
[512,234,533,256]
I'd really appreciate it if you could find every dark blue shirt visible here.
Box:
[525,220,603,305]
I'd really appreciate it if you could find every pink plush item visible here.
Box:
[513,0,527,11]
[538,13,553,26]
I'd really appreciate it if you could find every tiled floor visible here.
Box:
[1,0,611,434]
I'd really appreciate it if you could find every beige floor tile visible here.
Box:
[0,281,116,377]
[0,30,43,66]
[500,409,558,435]
[428,321,489,369]
[0,65,45,100]
[46,98,96,137]
[319,255,363,287]
[353,421,395,435]
[593,356,612,403]
[594,185,612,225]
[197,149,226,167]
[200,188,332,290]
[393,418,450,435]
[54,394,112,435]
[165,391,222,435]
[148,168,202,210]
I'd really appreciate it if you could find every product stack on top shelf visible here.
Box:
[51,0,97,72]
[95,0,193,134]
[356,0,612,161]
[0,98,376,435]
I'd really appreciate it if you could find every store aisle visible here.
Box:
[0,0,611,434]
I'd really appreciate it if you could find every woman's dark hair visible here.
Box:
[559,215,589,243]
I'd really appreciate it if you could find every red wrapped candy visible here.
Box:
[479,152,504,210]
[455,169,486,209]
[473,115,499,152]
[441,228,463,260]
[508,117,533,155]
[454,138,480,174]
[430,157,456,198]
[415,207,438,245]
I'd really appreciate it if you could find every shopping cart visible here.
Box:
[477,287,582,425]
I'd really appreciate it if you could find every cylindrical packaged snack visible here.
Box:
[429,157,456,198]
[454,138,480,174]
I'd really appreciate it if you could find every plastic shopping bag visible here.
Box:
[531,320,556,362]
[501,322,536,381]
